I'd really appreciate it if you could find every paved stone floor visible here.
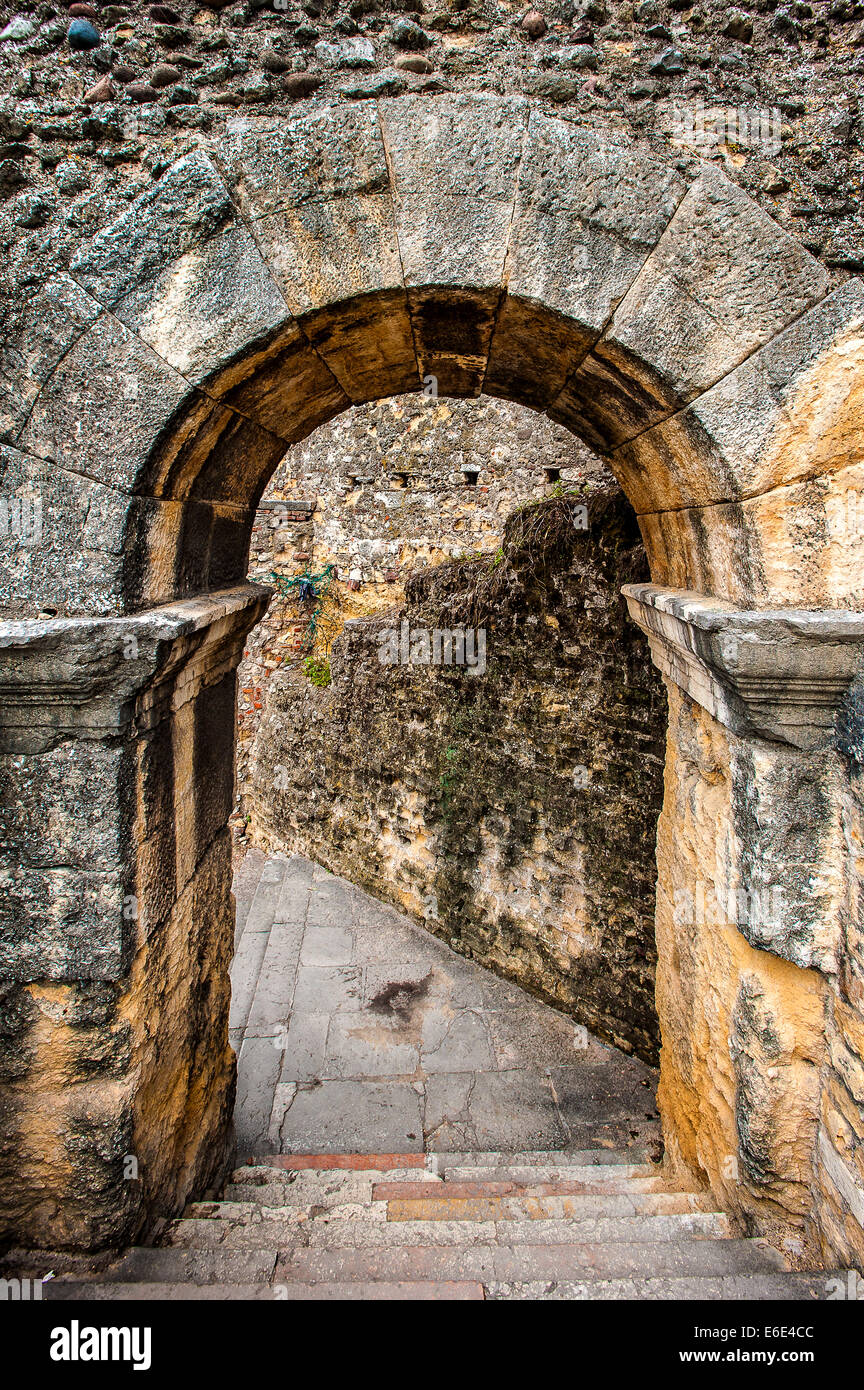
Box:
[230,849,662,1160]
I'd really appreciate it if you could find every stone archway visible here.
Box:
[2,95,864,1265]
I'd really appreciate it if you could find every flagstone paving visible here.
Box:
[230,849,662,1160]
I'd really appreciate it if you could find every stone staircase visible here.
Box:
[43,1149,829,1301]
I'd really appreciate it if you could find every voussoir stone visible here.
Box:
[551,165,831,452]
[0,273,101,443]
[614,278,864,512]
[486,112,684,407]
[379,94,527,287]
[69,151,236,310]
[216,108,413,399]
[614,280,864,607]
[108,221,293,394]
[378,94,528,394]
[19,314,205,493]
[187,321,348,452]
[600,167,829,434]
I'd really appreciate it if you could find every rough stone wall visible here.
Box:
[0,0,862,328]
[247,489,668,1063]
[237,393,607,800]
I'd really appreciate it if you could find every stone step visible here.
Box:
[381,1192,716,1222]
[46,1271,825,1301]
[440,1165,657,1184]
[227,1171,440,1202]
[222,1184,373,1212]
[164,1210,731,1249]
[230,1163,656,1191]
[272,1237,789,1284]
[55,1234,786,1288]
[432,1151,651,1168]
[484,1274,827,1301]
[371,1178,677,1201]
[188,1190,713,1225]
[246,1153,428,1172]
[246,1151,648,1175]
[46,1280,485,1302]
[55,1239,794,1289]
[219,1178,686,1212]
[70,1248,280,1285]
[46,1281,274,1302]
[220,1175,671,1209]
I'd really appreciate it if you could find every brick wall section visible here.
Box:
[246,489,667,1063]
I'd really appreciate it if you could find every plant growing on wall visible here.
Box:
[269,562,339,655]
[304,655,332,688]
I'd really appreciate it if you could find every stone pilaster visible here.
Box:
[0,585,269,1251]
[624,582,864,1266]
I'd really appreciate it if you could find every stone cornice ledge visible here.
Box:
[0,584,271,752]
[622,584,864,751]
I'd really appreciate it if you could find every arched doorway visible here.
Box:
[2,96,863,1266]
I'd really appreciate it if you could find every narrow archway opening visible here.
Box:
[228,393,667,1162]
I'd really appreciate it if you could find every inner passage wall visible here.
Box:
[236,395,605,798]
[239,398,667,1063]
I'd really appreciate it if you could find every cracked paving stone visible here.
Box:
[230,853,661,1158]
[278,1079,425,1153]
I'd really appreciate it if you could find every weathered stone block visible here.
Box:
[301,290,419,404]
[502,113,684,328]
[406,286,500,398]
[69,151,236,310]
[653,685,829,1264]
[0,444,182,619]
[623,583,864,752]
[19,314,199,494]
[112,222,292,393]
[252,197,404,318]
[380,94,525,291]
[555,166,830,448]
[483,297,592,412]
[0,274,100,444]
[0,740,126,871]
[206,321,347,444]
[613,279,864,515]
[219,109,403,331]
